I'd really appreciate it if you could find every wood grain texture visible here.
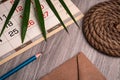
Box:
[0,0,120,80]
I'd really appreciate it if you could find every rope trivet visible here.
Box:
[83,0,120,57]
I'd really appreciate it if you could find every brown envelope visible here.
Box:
[40,52,106,80]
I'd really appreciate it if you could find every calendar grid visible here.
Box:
[0,0,83,65]
[3,2,20,48]
[0,3,15,56]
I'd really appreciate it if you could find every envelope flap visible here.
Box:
[40,52,106,80]
[77,52,106,80]
[40,55,78,80]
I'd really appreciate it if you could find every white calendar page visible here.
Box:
[0,0,83,65]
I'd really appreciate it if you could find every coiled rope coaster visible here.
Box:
[83,0,120,57]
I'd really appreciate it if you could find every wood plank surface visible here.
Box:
[0,0,120,80]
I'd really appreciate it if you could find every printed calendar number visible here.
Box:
[6,21,14,28]
[16,6,23,13]
[10,0,23,13]
[0,14,14,28]
[0,14,7,23]
[8,28,19,37]
[28,20,35,27]
[19,14,36,28]
[44,11,48,18]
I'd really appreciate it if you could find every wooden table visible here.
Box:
[0,0,120,80]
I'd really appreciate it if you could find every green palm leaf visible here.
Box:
[0,0,20,37]
[59,0,79,28]
[46,0,68,33]
[21,0,31,43]
[1,0,77,43]
[34,0,47,41]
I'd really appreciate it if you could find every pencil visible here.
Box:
[0,53,42,80]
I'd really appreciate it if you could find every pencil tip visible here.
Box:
[36,53,42,58]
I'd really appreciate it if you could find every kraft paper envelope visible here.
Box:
[40,52,106,80]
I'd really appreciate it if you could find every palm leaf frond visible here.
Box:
[0,0,20,36]
[46,0,68,33]
[1,0,78,43]
[59,0,79,28]
[34,0,47,41]
[21,0,31,43]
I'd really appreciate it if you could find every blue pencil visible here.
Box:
[0,53,42,80]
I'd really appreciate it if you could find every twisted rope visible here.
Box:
[83,0,120,57]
